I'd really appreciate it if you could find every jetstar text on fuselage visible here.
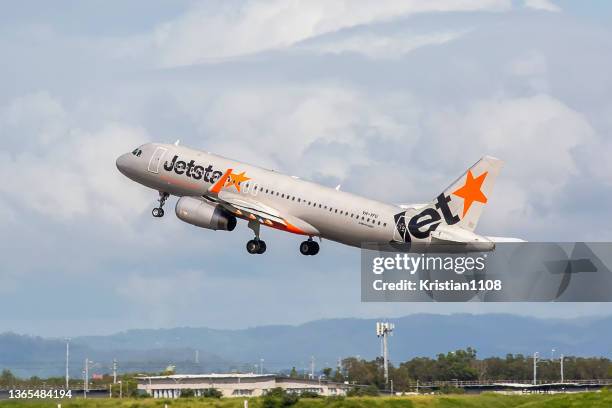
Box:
[163,155,224,183]
[394,193,461,242]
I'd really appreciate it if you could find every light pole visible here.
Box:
[533,352,539,385]
[560,354,564,383]
[83,359,95,398]
[65,338,70,389]
[376,322,394,386]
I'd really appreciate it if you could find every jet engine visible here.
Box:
[175,197,237,231]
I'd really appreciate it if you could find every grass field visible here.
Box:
[2,392,612,408]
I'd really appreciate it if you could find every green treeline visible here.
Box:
[2,348,612,393]
[329,348,612,391]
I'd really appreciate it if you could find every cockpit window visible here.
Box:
[131,148,143,157]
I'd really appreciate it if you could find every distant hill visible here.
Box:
[2,314,612,377]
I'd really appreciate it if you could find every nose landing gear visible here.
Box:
[152,192,169,218]
[300,238,319,256]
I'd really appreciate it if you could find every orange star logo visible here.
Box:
[452,170,488,217]
[225,171,250,192]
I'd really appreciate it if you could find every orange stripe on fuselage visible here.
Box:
[210,168,233,194]
[277,219,308,235]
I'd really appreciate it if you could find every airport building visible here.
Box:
[136,373,351,398]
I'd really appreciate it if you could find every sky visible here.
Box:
[1,0,612,337]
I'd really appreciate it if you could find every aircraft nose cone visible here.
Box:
[116,153,131,175]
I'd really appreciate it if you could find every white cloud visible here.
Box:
[1,92,69,147]
[424,94,595,222]
[509,51,547,77]
[196,85,419,179]
[300,30,468,59]
[507,51,549,92]
[0,92,150,224]
[524,0,561,12]
[151,0,511,66]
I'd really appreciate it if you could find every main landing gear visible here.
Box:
[244,221,320,256]
[246,239,267,254]
[152,192,169,218]
[300,238,319,256]
[246,220,267,254]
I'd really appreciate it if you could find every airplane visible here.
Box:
[116,142,518,255]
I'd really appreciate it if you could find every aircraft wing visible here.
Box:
[206,190,319,236]
[216,190,284,223]
[204,168,319,236]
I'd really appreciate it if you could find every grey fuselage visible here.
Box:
[117,143,406,248]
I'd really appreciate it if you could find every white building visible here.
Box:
[137,373,350,398]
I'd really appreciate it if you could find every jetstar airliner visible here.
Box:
[116,142,519,255]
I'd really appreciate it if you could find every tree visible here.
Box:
[200,388,223,398]
[289,367,298,378]
[262,388,299,408]
[347,385,380,397]
[0,369,16,386]
[322,367,333,378]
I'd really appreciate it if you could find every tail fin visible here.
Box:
[435,155,503,231]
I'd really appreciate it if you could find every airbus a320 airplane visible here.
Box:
[116,142,517,255]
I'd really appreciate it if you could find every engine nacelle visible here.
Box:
[175,197,236,231]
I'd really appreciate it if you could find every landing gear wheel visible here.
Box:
[152,192,169,218]
[300,240,320,256]
[309,241,319,255]
[246,220,266,254]
[247,239,266,254]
